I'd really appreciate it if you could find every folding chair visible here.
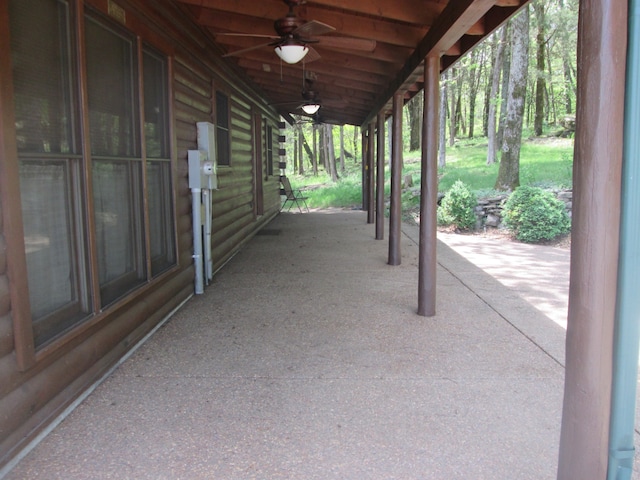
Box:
[280,175,309,212]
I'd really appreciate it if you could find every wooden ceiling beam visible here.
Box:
[245,68,380,100]
[362,0,500,126]
[235,53,392,87]
[307,0,444,25]
[230,50,397,84]
[190,3,427,48]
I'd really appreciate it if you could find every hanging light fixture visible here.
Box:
[301,103,320,115]
[274,37,309,64]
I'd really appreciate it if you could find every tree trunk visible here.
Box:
[312,124,318,175]
[339,125,345,173]
[495,7,529,191]
[482,39,494,137]
[487,26,506,165]
[408,90,423,151]
[298,126,304,174]
[438,81,447,168]
[497,21,511,151]
[449,69,457,146]
[352,124,358,162]
[533,1,546,137]
[322,124,338,182]
[298,124,314,173]
[467,50,483,139]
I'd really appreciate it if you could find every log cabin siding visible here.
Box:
[0,0,282,468]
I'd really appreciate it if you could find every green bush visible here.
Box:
[437,180,477,230]
[503,186,571,243]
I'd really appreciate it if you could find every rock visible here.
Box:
[485,213,500,227]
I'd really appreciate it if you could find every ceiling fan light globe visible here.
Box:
[301,103,320,115]
[274,44,309,64]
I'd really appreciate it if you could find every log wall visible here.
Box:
[0,0,282,468]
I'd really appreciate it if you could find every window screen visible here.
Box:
[10,0,76,154]
[85,16,137,157]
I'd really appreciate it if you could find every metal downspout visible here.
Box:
[607,2,640,477]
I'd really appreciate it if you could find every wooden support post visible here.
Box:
[557,0,627,477]
[375,112,385,240]
[388,93,403,266]
[418,55,439,317]
[367,122,375,224]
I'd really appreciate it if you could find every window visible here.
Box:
[143,50,176,276]
[10,0,92,347]
[86,16,146,307]
[216,91,230,166]
[9,0,176,347]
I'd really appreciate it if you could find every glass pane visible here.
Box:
[10,0,75,154]
[147,161,176,276]
[93,160,146,306]
[20,162,76,318]
[216,92,230,166]
[143,50,169,159]
[85,17,136,157]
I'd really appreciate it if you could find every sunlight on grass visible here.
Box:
[284,136,574,210]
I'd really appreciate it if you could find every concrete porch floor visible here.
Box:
[4,209,574,479]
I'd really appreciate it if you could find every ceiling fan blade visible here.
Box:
[294,20,335,38]
[215,33,280,40]
[303,46,321,63]
[222,42,273,58]
[316,36,376,52]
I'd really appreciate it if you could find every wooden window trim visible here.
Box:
[0,2,36,369]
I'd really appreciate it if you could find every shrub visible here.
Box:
[503,186,571,243]
[437,180,477,230]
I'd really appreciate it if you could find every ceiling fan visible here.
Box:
[218,0,376,64]
[271,73,343,116]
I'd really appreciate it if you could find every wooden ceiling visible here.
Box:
[176,0,528,127]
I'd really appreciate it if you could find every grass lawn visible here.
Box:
[286,135,574,209]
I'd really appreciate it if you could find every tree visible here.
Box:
[448,68,458,146]
[408,90,423,151]
[466,49,484,138]
[533,0,546,136]
[495,7,529,191]
[322,124,338,182]
[487,26,507,165]
[496,21,511,151]
[339,125,345,173]
[438,80,447,168]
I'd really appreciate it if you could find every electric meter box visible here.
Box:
[188,122,218,190]
[188,150,216,190]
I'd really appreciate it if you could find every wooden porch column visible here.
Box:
[388,93,403,266]
[375,112,385,240]
[557,0,627,478]
[418,55,439,317]
[367,122,375,224]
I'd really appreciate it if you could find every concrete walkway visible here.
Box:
[4,210,572,479]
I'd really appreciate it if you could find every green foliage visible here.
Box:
[437,180,477,230]
[503,186,571,243]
